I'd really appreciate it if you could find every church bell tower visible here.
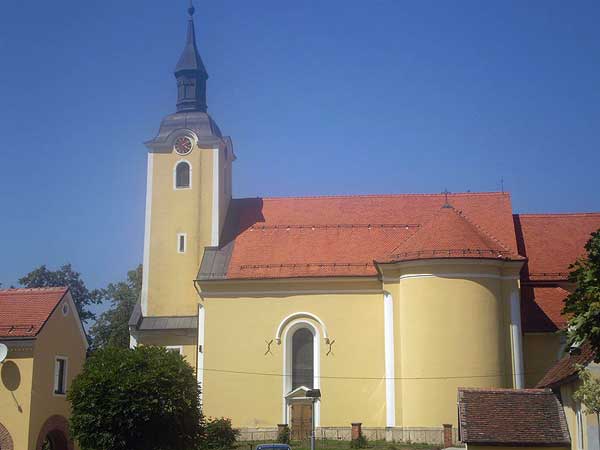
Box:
[139,4,234,318]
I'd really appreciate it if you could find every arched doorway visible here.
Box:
[35,416,73,450]
[0,422,14,450]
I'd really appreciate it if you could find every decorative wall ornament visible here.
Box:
[326,339,336,356]
[264,339,274,356]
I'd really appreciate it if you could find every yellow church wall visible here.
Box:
[382,260,521,428]
[201,290,387,428]
[146,147,218,317]
[29,299,87,449]
[523,332,564,387]
[135,331,197,369]
[0,344,34,450]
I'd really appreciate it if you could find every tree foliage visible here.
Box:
[68,346,204,450]
[564,230,600,361]
[19,263,102,323]
[89,265,142,350]
[204,418,240,449]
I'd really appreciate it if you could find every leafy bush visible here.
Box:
[204,417,240,449]
[351,434,369,449]
[68,346,204,450]
[277,425,290,444]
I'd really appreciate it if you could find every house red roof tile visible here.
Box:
[0,287,68,338]
[515,213,600,281]
[458,388,571,447]
[385,206,521,262]
[537,343,595,389]
[216,192,519,280]
[522,286,570,333]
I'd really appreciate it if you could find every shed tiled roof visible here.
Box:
[0,287,68,338]
[200,192,519,280]
[458,388,570,447]
[522,286,570,333]
[515,213,600,281]
[537,343,595,389]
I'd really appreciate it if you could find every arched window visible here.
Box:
[175,161,191,189]
[292,328,314,389]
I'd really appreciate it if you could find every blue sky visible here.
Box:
[1,1,599,309]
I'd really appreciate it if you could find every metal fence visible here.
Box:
[237,426,461,447]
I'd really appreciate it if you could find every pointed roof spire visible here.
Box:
[174,0,209,113]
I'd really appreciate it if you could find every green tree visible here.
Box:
[564,230,600,360]
[574,365,600,447]
[19,263,102,323]
[68,346,205,450]
[89,265,142,350]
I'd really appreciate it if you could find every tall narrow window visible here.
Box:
[175,161,191,189]
[177,233,187,254]
[292,328,314,390]
[54,357,67,395]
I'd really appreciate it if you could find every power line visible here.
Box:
[201,367,547,381]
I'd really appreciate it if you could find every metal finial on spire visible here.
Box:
[174,0,208,113]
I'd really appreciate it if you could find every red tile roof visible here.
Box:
[219,192,519,279]
[458,388,571,447]
[537,343,595,389]
[0,287,68,338]
[515,213,600,281]
[522,286,570,333]
[385,206,521,262]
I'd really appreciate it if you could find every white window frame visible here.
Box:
[173,160,192,190]
[53,356,68,396]
[165,346,183,355]
[177,233,187,254]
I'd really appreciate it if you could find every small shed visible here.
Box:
[458,388,571,450]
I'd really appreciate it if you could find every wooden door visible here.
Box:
[291,403,312,441]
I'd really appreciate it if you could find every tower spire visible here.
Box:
[174,0,209,113]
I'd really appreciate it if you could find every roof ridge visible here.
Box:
[517,212,600,218]
[459,387,550,393]
[0,286,68,294]
[234,191,511,202]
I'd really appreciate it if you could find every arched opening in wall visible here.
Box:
[40,430,68,450]
[0,421,14,450]
[174,161,191,189]
[282,319,321,436]
[35,416,73,450]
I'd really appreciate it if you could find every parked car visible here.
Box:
[256,444,292,450]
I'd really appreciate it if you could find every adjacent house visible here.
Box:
[0,287,88,450]
[458,388,571,450]
[538,344,600,450]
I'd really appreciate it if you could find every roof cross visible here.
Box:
[442,188,452,208]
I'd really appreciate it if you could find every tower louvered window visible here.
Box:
[292,328,314,390]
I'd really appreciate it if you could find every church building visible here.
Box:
[129,5,600,441]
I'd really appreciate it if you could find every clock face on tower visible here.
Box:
[174,136,193,155]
